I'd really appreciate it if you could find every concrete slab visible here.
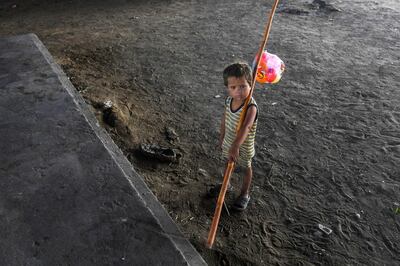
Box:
[0,34,206,266]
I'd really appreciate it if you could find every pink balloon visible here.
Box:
[254,51,285,84]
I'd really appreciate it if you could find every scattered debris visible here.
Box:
[318,223,332,235]
[198,168,209,177]
[102,101,117,127]
[165,127,179,142]
[285,217,295,224]
[395,204,400,214]
[355,213,361,219]
[223,202,230,216]
[103,99,113,109]
[214,94,221,98]
[139,143,178,163]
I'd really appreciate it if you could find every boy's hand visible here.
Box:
[228,144,239,162]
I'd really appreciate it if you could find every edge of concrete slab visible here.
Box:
[24,33,207,266]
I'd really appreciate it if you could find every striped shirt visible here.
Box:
[222,96,258,167]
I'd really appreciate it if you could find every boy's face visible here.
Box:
[227,76,251,102]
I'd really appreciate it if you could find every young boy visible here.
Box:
[215,62,258,211]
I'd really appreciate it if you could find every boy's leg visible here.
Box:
[232,165,252,211]
[240,166,252,196]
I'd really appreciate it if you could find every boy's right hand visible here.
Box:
[228,144,239,163]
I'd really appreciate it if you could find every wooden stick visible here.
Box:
[206,0,281,249]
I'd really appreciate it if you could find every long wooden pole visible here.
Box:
[206,0,281,249]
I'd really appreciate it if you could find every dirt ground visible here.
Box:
[1,0,399,265]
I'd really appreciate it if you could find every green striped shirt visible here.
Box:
[222,96,258,167]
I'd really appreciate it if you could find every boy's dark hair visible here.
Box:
[223,62,252,86]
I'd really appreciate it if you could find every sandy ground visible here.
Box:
[1,0,399,265]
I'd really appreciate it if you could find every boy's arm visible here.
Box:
[228,105,257,161]
[218,111,226,149]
